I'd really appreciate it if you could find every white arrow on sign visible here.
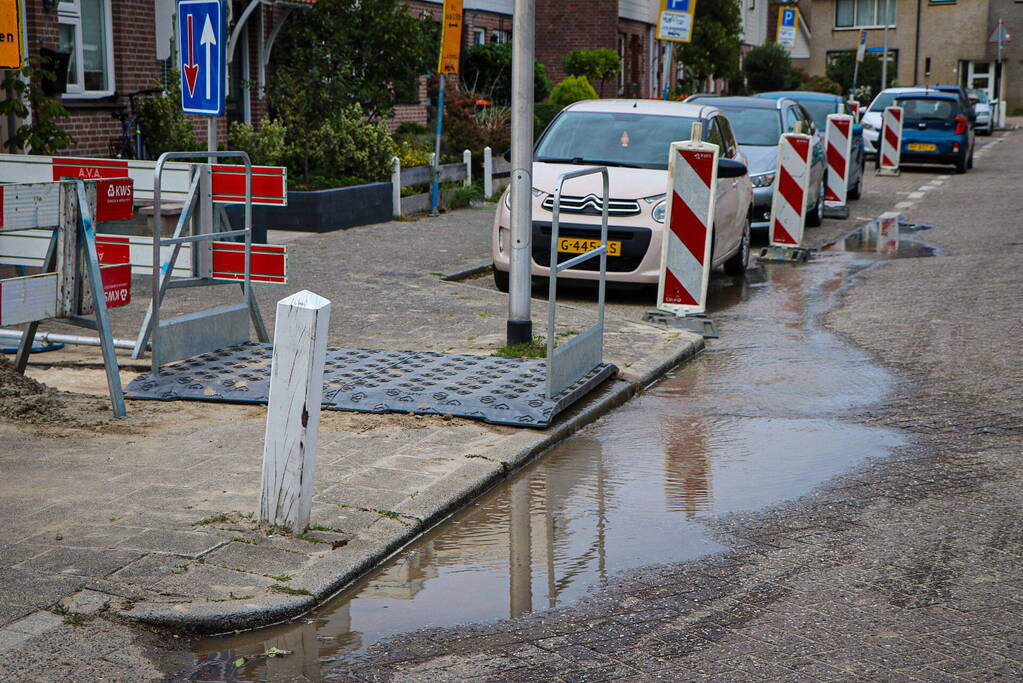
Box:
[201,14,217,100]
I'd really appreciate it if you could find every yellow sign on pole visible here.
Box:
[657,0,696,43]
[0,0,22,70]
[437,0,464,75]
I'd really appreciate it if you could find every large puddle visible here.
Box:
[185,225,929,682]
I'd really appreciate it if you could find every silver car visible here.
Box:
[687,95,828,235]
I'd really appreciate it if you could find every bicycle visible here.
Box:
[109,88,164,160]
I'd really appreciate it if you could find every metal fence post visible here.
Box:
[391,156,402,218]
[463,149,472,187]
[259,289,331,534]
[484,146,493,198]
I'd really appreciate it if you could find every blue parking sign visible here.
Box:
[666,0,691,10]
[781,8,797,27]
[178,0,225,116]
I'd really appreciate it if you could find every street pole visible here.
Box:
[208,118,217,164]
[880,0,891,91]
[662,42,673,100]
[430,75,445,217]
[507,0,535,346]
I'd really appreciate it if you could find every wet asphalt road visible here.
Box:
[298,131,1023,680]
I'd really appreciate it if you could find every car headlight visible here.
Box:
[652,200,666,223]
[750,172,776,188]
[503,187,545,209]
[862,121,876,131]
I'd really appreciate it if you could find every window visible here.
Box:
[472,28,486,45]
[835,0,896,28]
[58,0,114,96]
[490,30,509,44]
[784,106,800,132]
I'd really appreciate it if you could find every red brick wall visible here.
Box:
[536,0,618,87]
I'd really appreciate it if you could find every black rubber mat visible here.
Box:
[125,341,618,428]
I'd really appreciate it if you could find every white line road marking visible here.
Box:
[895,201,915,209]
[908,191,925,199]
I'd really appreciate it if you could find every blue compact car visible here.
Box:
[755,91,866,200]
[894,92,975,174]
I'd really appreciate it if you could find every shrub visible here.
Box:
[803,74,843,96]
[0,57,74,154]
[549,76,598,109]
[562,48,620,97]
[441,90,511,169]
[137,70,198,157]
[314,104,396,183]
[395,121,427,138]
[462,42,551,105]
[395,138,432,168]
[228,118,288,166]
[742,43,801,93]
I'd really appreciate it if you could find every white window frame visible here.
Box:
[472,28,486,45]
[834,0,897,29]
[490,29,509,44]
[58,0,116,98]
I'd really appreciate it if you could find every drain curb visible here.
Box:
[117,334,703,634]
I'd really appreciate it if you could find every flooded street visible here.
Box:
[187,226,931,682]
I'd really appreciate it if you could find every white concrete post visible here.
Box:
[391,156,401,218]
[483,146,493,198]
[463,149,472,187]
[259,290,331,534]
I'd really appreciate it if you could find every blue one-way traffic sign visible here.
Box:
[178,0,225,116]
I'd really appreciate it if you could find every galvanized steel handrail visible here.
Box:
[546,166,609,399]
[149,151,252,374]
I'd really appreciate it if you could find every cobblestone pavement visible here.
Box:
[314,132,1023,680]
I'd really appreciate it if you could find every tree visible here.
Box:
[562,48,620,97]
[674,0,742,93]
[826,51,895,103]
[0,57,74,154]
[271,0,438,121]
[462,42,551,106]
[742,43,802,93]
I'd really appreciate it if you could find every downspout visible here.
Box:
[913,0,922,84]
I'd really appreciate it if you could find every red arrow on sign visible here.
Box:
[183,14,199,97]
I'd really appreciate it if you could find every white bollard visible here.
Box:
[391,156,402,218]
[463,149,472,187]
[483,146,493,198]
[656,122,717,315]
[877,106,903,176]
[259,290,331,534]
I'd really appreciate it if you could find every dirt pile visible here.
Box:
[0,356,67,422]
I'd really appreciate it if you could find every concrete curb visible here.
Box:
[118,334,704,634]
[440,261,492,281]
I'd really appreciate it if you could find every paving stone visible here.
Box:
[6,611,62,636]
[15,546,142,579]
[116,528,229,558]
[202,541,310,578]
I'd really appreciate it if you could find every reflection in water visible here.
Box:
[188,241,919,682]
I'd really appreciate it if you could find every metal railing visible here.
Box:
[546,166,609,399]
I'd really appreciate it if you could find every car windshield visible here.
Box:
[972,90,989,104]
[869,90,923,112]
[795,99,838,130]
[897,97,957,120]
[714,107,782,146]
[535,111,698,170]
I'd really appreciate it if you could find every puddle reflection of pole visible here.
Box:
[663,417,712,518]
[596,450,607,582]
[545,475,557,609]
[509,476,532,618]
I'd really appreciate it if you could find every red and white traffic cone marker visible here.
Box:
[877,106,903,176]
[759,128,813,263]
[824,113,853,219]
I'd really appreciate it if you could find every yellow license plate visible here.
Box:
[557,237,622,257]
[907,143,937,152]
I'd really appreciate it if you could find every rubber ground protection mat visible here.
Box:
[125,341,618,428]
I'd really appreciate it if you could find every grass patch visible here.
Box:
[192,514,231,527]
[296,534,324,544]
[376,509,401,520]
[493,335,548,359]
[271,584,312,596]
[268,574,292,582]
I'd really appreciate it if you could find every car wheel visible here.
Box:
[493,266,509,292]
[848,161,864,200]
[723,213,751,277]
[967,151,974,169]
[806,179,824,227]
[954,152,968,174]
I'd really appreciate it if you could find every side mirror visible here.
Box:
[503,150,511,162]
[717,158,747,179]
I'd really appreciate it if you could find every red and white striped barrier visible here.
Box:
[878,106,903,176]
[825,113,853,214]
[656,126,718,316]
[876,213,899,254]
[768,132,812,247]
[846,100,860,122]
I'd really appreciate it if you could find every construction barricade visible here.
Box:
[824,113,854,219]
[645,123,719,338]
[760,130,813,262]
[878,106,903,176]
[0,179,133,416]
